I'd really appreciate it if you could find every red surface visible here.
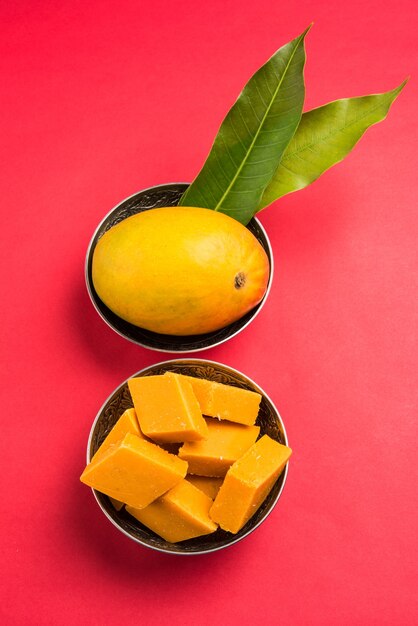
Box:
[1,2,417,625]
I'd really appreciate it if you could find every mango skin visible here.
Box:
[92,207,270,336]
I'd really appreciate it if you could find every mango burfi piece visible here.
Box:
[128,373,208,443]
[90,408,144,463]
[209,435,292,533]
[175,375,213,410]
[166,373,261,426]
[179,418,260,477]
[109,497,125,511]
[80,432,188,509]
[126,479,218,543]
[186,475,224,500]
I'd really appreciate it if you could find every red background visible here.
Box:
[1,2,417,625]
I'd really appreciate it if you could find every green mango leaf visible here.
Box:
[258,80,407,209]
[179,26,311,224]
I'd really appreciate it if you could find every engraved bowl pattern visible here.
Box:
[85,183,273,352]
[87,359,289,555]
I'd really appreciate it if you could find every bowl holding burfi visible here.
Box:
[81,359,291,555]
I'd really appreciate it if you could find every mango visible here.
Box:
[92,206,269,335]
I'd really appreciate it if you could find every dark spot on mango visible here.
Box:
[234,272,246,289]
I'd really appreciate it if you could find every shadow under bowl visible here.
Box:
[85,183,273,353]
[87,359,289,555]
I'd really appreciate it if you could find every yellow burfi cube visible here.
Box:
[210,435,292,533]
[109,497,125,511]
[167,373,261,426]
[186,475,224,500]
[90,407,144,463]
[179,418,260,477]
[126,479,218,542]
[128,373,208,443]
[80,432,188,509]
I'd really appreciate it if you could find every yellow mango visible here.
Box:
[92,207,269,335]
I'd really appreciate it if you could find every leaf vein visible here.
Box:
[282,96,391,161]
[213,34,305,211]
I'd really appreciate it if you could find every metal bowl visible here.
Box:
[86,359,290,555]
[85,183,273,352]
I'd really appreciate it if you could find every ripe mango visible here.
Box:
[92,207,270,335]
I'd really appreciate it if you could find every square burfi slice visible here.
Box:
[80,432,188,509]
[128,373,208,443]
[179,418,260,477]
[186,475,224,500]
[209,435,292,533]
[126,479,218,543]
[166,373,262,426]
[90,408,144,463]
[109,497,125,511]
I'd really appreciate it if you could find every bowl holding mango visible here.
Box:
[85,183,273,353]
[82,359,291,554]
